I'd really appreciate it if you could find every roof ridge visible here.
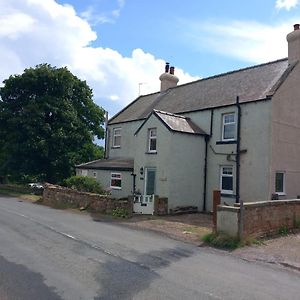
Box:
[166,57,288,90]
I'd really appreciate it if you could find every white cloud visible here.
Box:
[276,0,299,10]
[0,0,197,116]
[180,19,296,64]
[81,0,125,24]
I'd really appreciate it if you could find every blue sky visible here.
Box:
[1,0,300,117]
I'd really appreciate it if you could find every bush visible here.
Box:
[112,207,129,218]
[62,176,104,194]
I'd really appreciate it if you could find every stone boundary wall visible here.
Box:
[217,200,300,238]
[43,184,133,216]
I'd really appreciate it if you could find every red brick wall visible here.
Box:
[218,200,300,238]
[241,200,300,237]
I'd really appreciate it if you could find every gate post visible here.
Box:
[213,190,221,232]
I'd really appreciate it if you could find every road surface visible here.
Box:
[0,196,299,300]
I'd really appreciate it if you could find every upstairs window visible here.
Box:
[112,128,121,148]
[222,113,235,141]
[110,173,122,189]
[148,128,157,152]
[220,166,233,194]
[275,172,285,194]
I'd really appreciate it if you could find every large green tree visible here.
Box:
[0,64,105,183]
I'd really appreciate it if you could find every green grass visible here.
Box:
[202,232,241,249]
[202,231,263,249]
[278,225,289,236]
[0,184,41,202]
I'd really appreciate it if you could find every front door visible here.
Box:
[144,167,156,196]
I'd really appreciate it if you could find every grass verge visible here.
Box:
[0,184,41,202]
[202,232,263,250]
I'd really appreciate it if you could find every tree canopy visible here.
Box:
[0,64,105,183]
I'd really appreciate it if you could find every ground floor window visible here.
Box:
[275,171,285,194]
[81,169,88,176]
[220,166,233,194]
[110,173,122,189]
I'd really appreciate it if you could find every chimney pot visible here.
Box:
[294,24,300,31]
[170,66,175,75]
[165,62,170,73]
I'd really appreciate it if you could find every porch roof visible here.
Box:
[76,158,134,171]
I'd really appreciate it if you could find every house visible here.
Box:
[76,25,300,213]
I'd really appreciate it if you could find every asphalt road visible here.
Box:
[0,196,299,300]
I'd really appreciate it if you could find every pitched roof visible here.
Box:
[135,110,207,136]
[154,110,207,135]
[76,158,134,171]
[109,58,292,125]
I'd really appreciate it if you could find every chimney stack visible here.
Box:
[159,62,179,92]
[287,24,300,64]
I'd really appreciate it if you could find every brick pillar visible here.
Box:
[213,190,221,232]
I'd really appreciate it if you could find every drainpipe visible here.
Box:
[104,111,109,159]
[203,109,214,212]
[236,96,244,240]
[203,135,209,212]
[236,96,241,204]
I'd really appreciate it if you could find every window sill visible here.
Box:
[110,187,122,190]
[111,146,121,149]
[145,151,157,155]
[221,193,236,198]
[216,140,237,145]
[275,192,286,196]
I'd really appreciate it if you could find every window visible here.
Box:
[222,113,235,141]
[275,172,285,194]
[148,128,157,152]
[112,128,121,148]
[220,166,233,194]
[110,173,122,189]
[93,172,97,178]
[81,169,88,177]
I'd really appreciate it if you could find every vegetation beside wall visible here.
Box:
[62,176,104,194]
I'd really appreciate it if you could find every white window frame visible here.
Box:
[220,166,234,194]
[222,113,236,141]
[275,171,285,195]
[112,128,122,148]
[148,128,157,153]
[110,173,122,190]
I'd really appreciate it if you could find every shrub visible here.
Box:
[112,207,129,218]
[62,176,104,194]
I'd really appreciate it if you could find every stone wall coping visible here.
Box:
[234,199,300,208]
[217,205,240,212]
[44,183,110,198]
